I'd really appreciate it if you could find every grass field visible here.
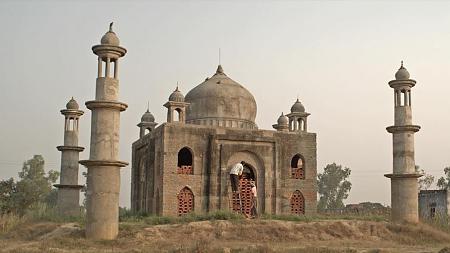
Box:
[1,209,450,253]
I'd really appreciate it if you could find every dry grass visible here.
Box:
[1,218,449,253]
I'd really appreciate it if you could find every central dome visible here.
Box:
[185,65,257,129]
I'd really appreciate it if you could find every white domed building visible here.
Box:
[131,65,317,217]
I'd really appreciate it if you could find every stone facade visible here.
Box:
[419,190,450,220]
[131,66,317,217]
[384,62,422,223]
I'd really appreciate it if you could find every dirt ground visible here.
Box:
[0,219,449,253]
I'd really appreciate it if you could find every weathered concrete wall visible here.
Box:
[131,122,317,216]
[391,177,419,222]
[392,132,416,174]
[85,165,120,238]
[419,190,449,219]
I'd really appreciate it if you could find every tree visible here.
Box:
[416,165,435,190]
[0,155,59,215]
[437,166,450,190]
[0,178,17,214]
[317,163,352,211]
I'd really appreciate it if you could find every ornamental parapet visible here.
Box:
[57,146,85,152]
[79,159,129,168]
[85,100,128,111]
[386,125,420,133]
[92,45,127,58]
[388,79,416,89]
[53,184,84,189]
[384,173,423,179]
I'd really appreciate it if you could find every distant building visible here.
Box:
[419,190,450,219]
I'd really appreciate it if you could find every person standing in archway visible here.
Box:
[230,161,245,192]
[250,181,257,218]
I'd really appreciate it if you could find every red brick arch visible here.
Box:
[177,187,194,216]
[290,190,305,215]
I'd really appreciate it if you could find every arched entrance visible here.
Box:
[290,190,305,215]
[177,187,194,216]
[231,164,256,216]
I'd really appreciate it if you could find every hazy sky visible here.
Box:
[1,1,450,207]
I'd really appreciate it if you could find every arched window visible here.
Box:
[291,154,305,179]
[174,108,181,122]
[177,147,193,174]
[297,118,303,131]
[177,187,194,216]
[290,190,305,215]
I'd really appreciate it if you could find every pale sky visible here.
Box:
[1,1,450,207]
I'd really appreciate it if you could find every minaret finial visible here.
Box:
[109,22,114,32]
[147,101,149,112]
[401,60,404,68]
[219,48,221,65]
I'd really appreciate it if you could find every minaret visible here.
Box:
[79,23,127,240]
[138,106,157,138]
[384,62,422,223]
[55,97,84,216]
[272,112,289,132]
[164,86,189,123]
[286,98,310,132]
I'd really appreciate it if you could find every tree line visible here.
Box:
[0,155,59,215]
[1,155,449,215]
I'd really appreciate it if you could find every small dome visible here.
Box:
[277,113,288,125]
[290,99,305,113]
[395,61,410,80]
[66,97,79,110]
[141,110,155,122]
[169,86,185,102]
[100,22,120,46]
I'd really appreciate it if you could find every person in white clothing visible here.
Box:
[230,161,245,192]
[250,181,257,218]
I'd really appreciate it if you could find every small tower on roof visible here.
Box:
[138,105,158,138]
[55,97,84,216]
[384,61,422,223]
[286,98,310,132]
[272,112,289,132]
[164,85,189,123]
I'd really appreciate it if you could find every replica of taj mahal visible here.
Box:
[54,24,422,240]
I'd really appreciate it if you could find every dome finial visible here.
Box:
[147,101,150,112]
[395,61,410,80]
[216,64,224,74]
[175,82,179,91]
[109,22,114,32]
